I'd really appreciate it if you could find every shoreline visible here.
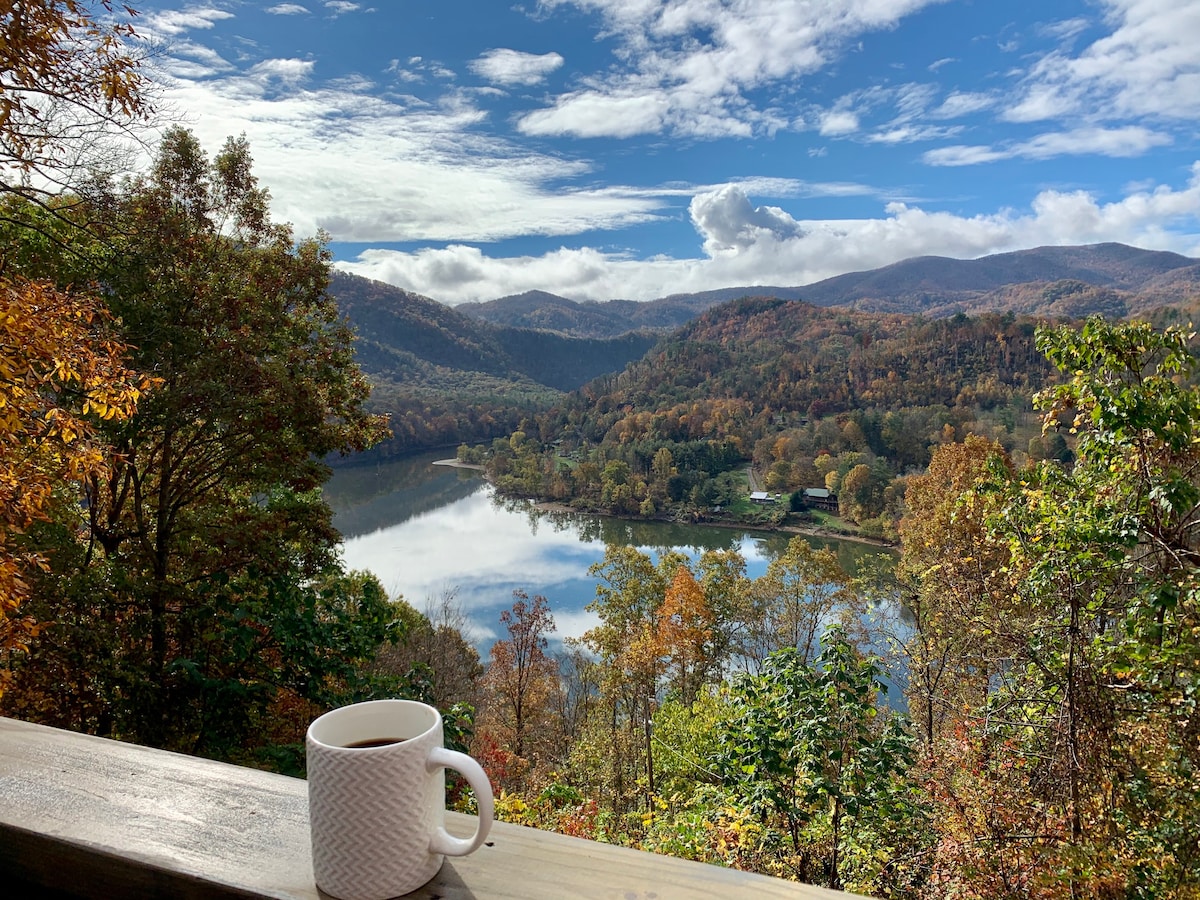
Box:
[433,459,894,549]
[529,500,895,549]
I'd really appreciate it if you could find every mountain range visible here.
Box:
[327,242,1199,456]
[453,242,1200,338]
[328,241,1200,401]
[328,270,657,394]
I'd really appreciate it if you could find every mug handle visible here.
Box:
[425,746,495,857]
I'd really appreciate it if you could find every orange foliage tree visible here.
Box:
[476,590,561,788]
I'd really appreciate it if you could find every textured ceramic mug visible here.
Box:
[306,699,494,900]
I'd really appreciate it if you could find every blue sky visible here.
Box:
[132,0,1200,304]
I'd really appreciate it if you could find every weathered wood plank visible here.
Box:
[0,717,859,899]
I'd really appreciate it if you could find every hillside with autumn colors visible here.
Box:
[467,297,1065,539]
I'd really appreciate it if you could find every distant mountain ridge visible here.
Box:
[328,271,657,393]
[454,243,1200,338]
[454,287,805,339]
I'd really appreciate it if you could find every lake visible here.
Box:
[323,450,896,656]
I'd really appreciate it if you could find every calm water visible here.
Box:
[324,450,893,655]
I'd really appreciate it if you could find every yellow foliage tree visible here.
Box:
[0,278,149,672]
[1,0,147,189]
[655,566,715,704]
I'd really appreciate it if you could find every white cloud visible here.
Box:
[1017,125,1170,159]
[325,1,360,14]
[338,165,1200,305]
[248,58,315,86]
[519,90,672,138]
[932,91,994,119]
[1008,0,1200,122]
[922,145,1008,167]
[867,124,962,144]
[140,7,234,37]
[521,0,944,139]
[469,49,564,86]
[818,110,860,137]
[148,60,669,243]
[924,125,1171,166]
[689,185,804,254]
[267,4,309,14]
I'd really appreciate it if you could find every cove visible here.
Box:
[324,450,897,655]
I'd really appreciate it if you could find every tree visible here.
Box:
[988,318,1200,894]
[898,435,1016,751]
[576,544,685,813]
[0,0,147,199]
[654,566,715,704]
[744,536,854,667]
[477,590,559,782]
[372,589,483,712]
[719,629,916,891]
[921,318,1200,897]
[0,0,151,678]
[0,277,149,669]
[3,129,393,756]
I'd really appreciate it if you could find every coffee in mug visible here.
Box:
[306,699,494,900]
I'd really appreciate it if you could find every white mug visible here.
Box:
[306,699,494,900]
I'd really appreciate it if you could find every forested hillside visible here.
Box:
[328,272,658,457]
[457,318,1200,898]
[456,285,806,338]
[476,297,1062,537]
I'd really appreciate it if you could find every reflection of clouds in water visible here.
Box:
[738,535,774,567]
[546,608,601,646]
[340,488,611,652]
[340,488,597,608]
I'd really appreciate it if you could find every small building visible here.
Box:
[803,487,839,511]
[749,491,775,504]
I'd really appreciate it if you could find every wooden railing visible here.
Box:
[0,717,857,899]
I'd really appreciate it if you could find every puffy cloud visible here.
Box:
[689,185,804,254]
[248,58,315,86]
[469,49,565,86]
[267,4,309,14]
[521,0,942,139]
[340,166,1200,305]
[818,111,860,137]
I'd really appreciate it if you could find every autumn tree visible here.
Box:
[372,589,483,712]
[0,0,150,669]
[743,536,855,668]
[919,318,1200,897]
[573,544,685,813]
[2,129,394,757]
[0,277,149,668]
[654,566,715,704]
[990,318,1200,894]
[0,0,148,202]
[898,435,1017,751]
[476,590,560,785]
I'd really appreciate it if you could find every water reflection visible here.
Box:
[324,453,894,657]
